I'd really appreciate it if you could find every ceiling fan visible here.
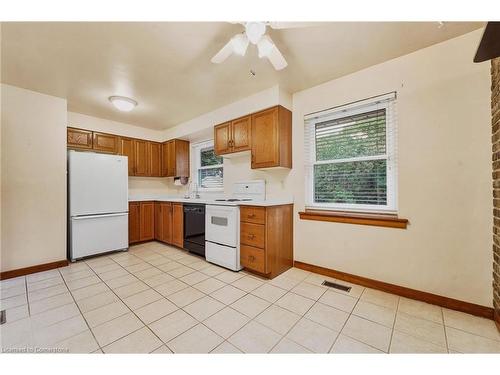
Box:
[211,22,299,71]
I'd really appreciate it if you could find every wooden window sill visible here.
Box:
[298,210,408,229]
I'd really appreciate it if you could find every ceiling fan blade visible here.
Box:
[211,39,233,64]
[267,44,288,70]
[267,21,318,29]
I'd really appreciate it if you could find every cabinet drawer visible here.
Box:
[240,206,266,224]
[240,245,266,274]
[240,222,265,248]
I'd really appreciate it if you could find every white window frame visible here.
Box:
[191,140,224,192]
[305,93,398,214]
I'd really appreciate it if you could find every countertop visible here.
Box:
[128,195,293,207]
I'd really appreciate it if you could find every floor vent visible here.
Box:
[0,310,6,325]
[322,280,351,292]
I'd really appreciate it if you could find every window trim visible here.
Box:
[191,140,224,192]
[305,95,397,214]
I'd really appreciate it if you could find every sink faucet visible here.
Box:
[185,181,200,199]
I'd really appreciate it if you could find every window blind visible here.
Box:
[304,92,397,213]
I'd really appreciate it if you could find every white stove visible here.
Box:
[205,180,265,271]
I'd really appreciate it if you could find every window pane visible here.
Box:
[316,109,386,161]
[198,167,223,189]
[314,160,387,205]
[200,147,223,167]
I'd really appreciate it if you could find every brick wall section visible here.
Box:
[492,57,500,328]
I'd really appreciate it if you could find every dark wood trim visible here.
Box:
[0,260,69,280]
[294,260,494,320]
[495,309,500,331]
[299,210,408,229]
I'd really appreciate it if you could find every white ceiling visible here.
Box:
[1,22,483,130]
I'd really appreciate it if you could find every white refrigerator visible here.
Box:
[68,150,129,261]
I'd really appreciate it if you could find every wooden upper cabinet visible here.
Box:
[174,140,190,178]
[149,142,162,177]
[161,139,190,178]
[129,202,140,244]
[139,202,155,241]
[134,139,150,176]
[231,116,251,152]
[172,203,183,248]
[251,106,292,169]
[214,122,232,155]
[214,117,251,155]
[93,132,119,154]
[119,137,135,176]
[67,128,93,149]
[167,140,176,177]
[67,127,190,178]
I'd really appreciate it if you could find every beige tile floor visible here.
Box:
[1,241,500,354]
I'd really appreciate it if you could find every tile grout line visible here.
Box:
[267,282,328,353]
[93,252,176,353]
[442,307,451,353]
[386,295,400,353]
[56,266,102,352]
[327,288,365,353]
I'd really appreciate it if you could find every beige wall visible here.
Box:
[290,30,492,306]
[68,111,164,142]
[164,85,293,198]
[1,84,67,272]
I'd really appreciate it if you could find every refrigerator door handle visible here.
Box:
[72,212,128,220]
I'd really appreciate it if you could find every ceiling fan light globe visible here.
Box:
[245,22,266,44]
[231,34,249,56]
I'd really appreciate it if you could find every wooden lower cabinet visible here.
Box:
[172,203,184,248]
[139,202,155,241]
[129,202,141,244]
[240,204,293,278]
[155,202,173,244]
[130,200,180,247]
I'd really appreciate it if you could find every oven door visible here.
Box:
[205,205,239,248]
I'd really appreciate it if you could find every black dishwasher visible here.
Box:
[183,204,205,257]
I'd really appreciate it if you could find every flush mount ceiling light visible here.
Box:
[109,96,137,112]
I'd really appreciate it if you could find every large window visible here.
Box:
[192,140,223,190]
[305,93,397,213]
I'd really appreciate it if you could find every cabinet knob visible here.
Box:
[248,214,255,218]
[248,234,255,239]
[248,255,255,261]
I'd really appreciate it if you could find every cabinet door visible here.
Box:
[134,140,150,176]
[67,128,93,150]
[172,203,183,248]
[161,202,173,244]
[139,202,155,241]
[174,140,190,178]
[167,140,176,177]
[119,137,135,176]
[154,202,163,241]
[251,107,279,168]
[149,142,162,177]
[214,122,232,155]
[161,142,169,177]
[93,132,119,153]
[231,116,251,152]
[129,202,140,244]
